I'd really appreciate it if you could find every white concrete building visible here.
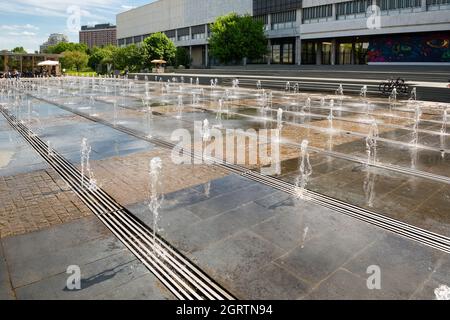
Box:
[117,0,450,66]
[39,33,69,54]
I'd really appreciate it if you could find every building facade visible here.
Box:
[0,52,61,75]
[79,24,117,49]
[39,33,69,53]
[116,0,450,67]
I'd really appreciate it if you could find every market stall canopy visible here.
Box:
[151,59,166,64]
[37,60,59,66]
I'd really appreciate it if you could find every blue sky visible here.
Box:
[0,0,154,52]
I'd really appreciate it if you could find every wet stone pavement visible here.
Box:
[0,115,175,300]
[0,80,449,300]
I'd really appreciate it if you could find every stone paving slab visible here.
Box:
[1,215,175,300]
[87,148,228,206]
[0,168,91,238]
[342,234,444,299]
[3,216,122,288]
[305,269,388,300]
[0,130,47,177]
[95,273,174,300]
[0,243,14,300]
[125,174,450,300]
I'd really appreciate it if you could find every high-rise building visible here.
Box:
[117,0,450,67]
[79,24,117,49]
[39,33,69,53]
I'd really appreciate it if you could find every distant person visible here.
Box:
[13,69,20,80]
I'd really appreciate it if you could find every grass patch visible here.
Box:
[65,71,97,77]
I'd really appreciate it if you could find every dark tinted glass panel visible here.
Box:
[191,25,205,35]
[178,27,189,36]
[253,0,302,15]
[164,30,176,38]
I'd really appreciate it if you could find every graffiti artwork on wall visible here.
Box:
[368,32,450,63]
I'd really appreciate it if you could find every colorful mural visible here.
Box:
[367,32,450,63]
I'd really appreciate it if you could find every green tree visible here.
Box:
[209,13,267,64]
[46,42,88,54]
[175,47,191,68]
[142,32,176,66]
[88,46,116,73]
[60,50,89,71]
[12,46,27,54]
[112,44,144,72]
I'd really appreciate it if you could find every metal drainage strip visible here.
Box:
[31,97,450,255]
[0,107,235,301]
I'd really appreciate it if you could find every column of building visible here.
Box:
[204,24,208,68]
[421,0,427,11]
[295,7,302,65]
[267,13,272,65]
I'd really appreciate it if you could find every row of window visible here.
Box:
[336,0,373,16]
[378,0,421,10]
[427,0,450,4]
[303,5,334,21]
[305,0,447,22]
[118,25,209,45]
[118,0,449,45]
[272,10,296,30]
[336,0,422,18]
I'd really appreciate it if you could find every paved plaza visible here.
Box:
[0,75,449,300]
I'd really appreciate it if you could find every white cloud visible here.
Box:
[120,5,136,11]
[0,0,138,50]
[0,0,124,20]
[0,24,39,31]
[8,31,37,36]
[0,34,46,52]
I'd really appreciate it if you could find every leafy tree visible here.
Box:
[209,13,267,64]
[46,42,88,54]
[88,46,116,73]
[112,44,144,72]
[12,46,27,54]
[175,47,191,68]
[142,32,176,66]
[60,50,89,71]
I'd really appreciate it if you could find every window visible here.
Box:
[336,0,423,19]
[337,0,372,19]
[377,0,422,13]
[164,30,176,42]
[254,14,270,30]
[192,33,205,40]
[177,27,189,41]
[427,0,450,10]
[191,25,206,40]
[302,5,333,23]
[282,43,293,64]
[272,44,280,64]
[271,10,296,30]
[253,0,302,15]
